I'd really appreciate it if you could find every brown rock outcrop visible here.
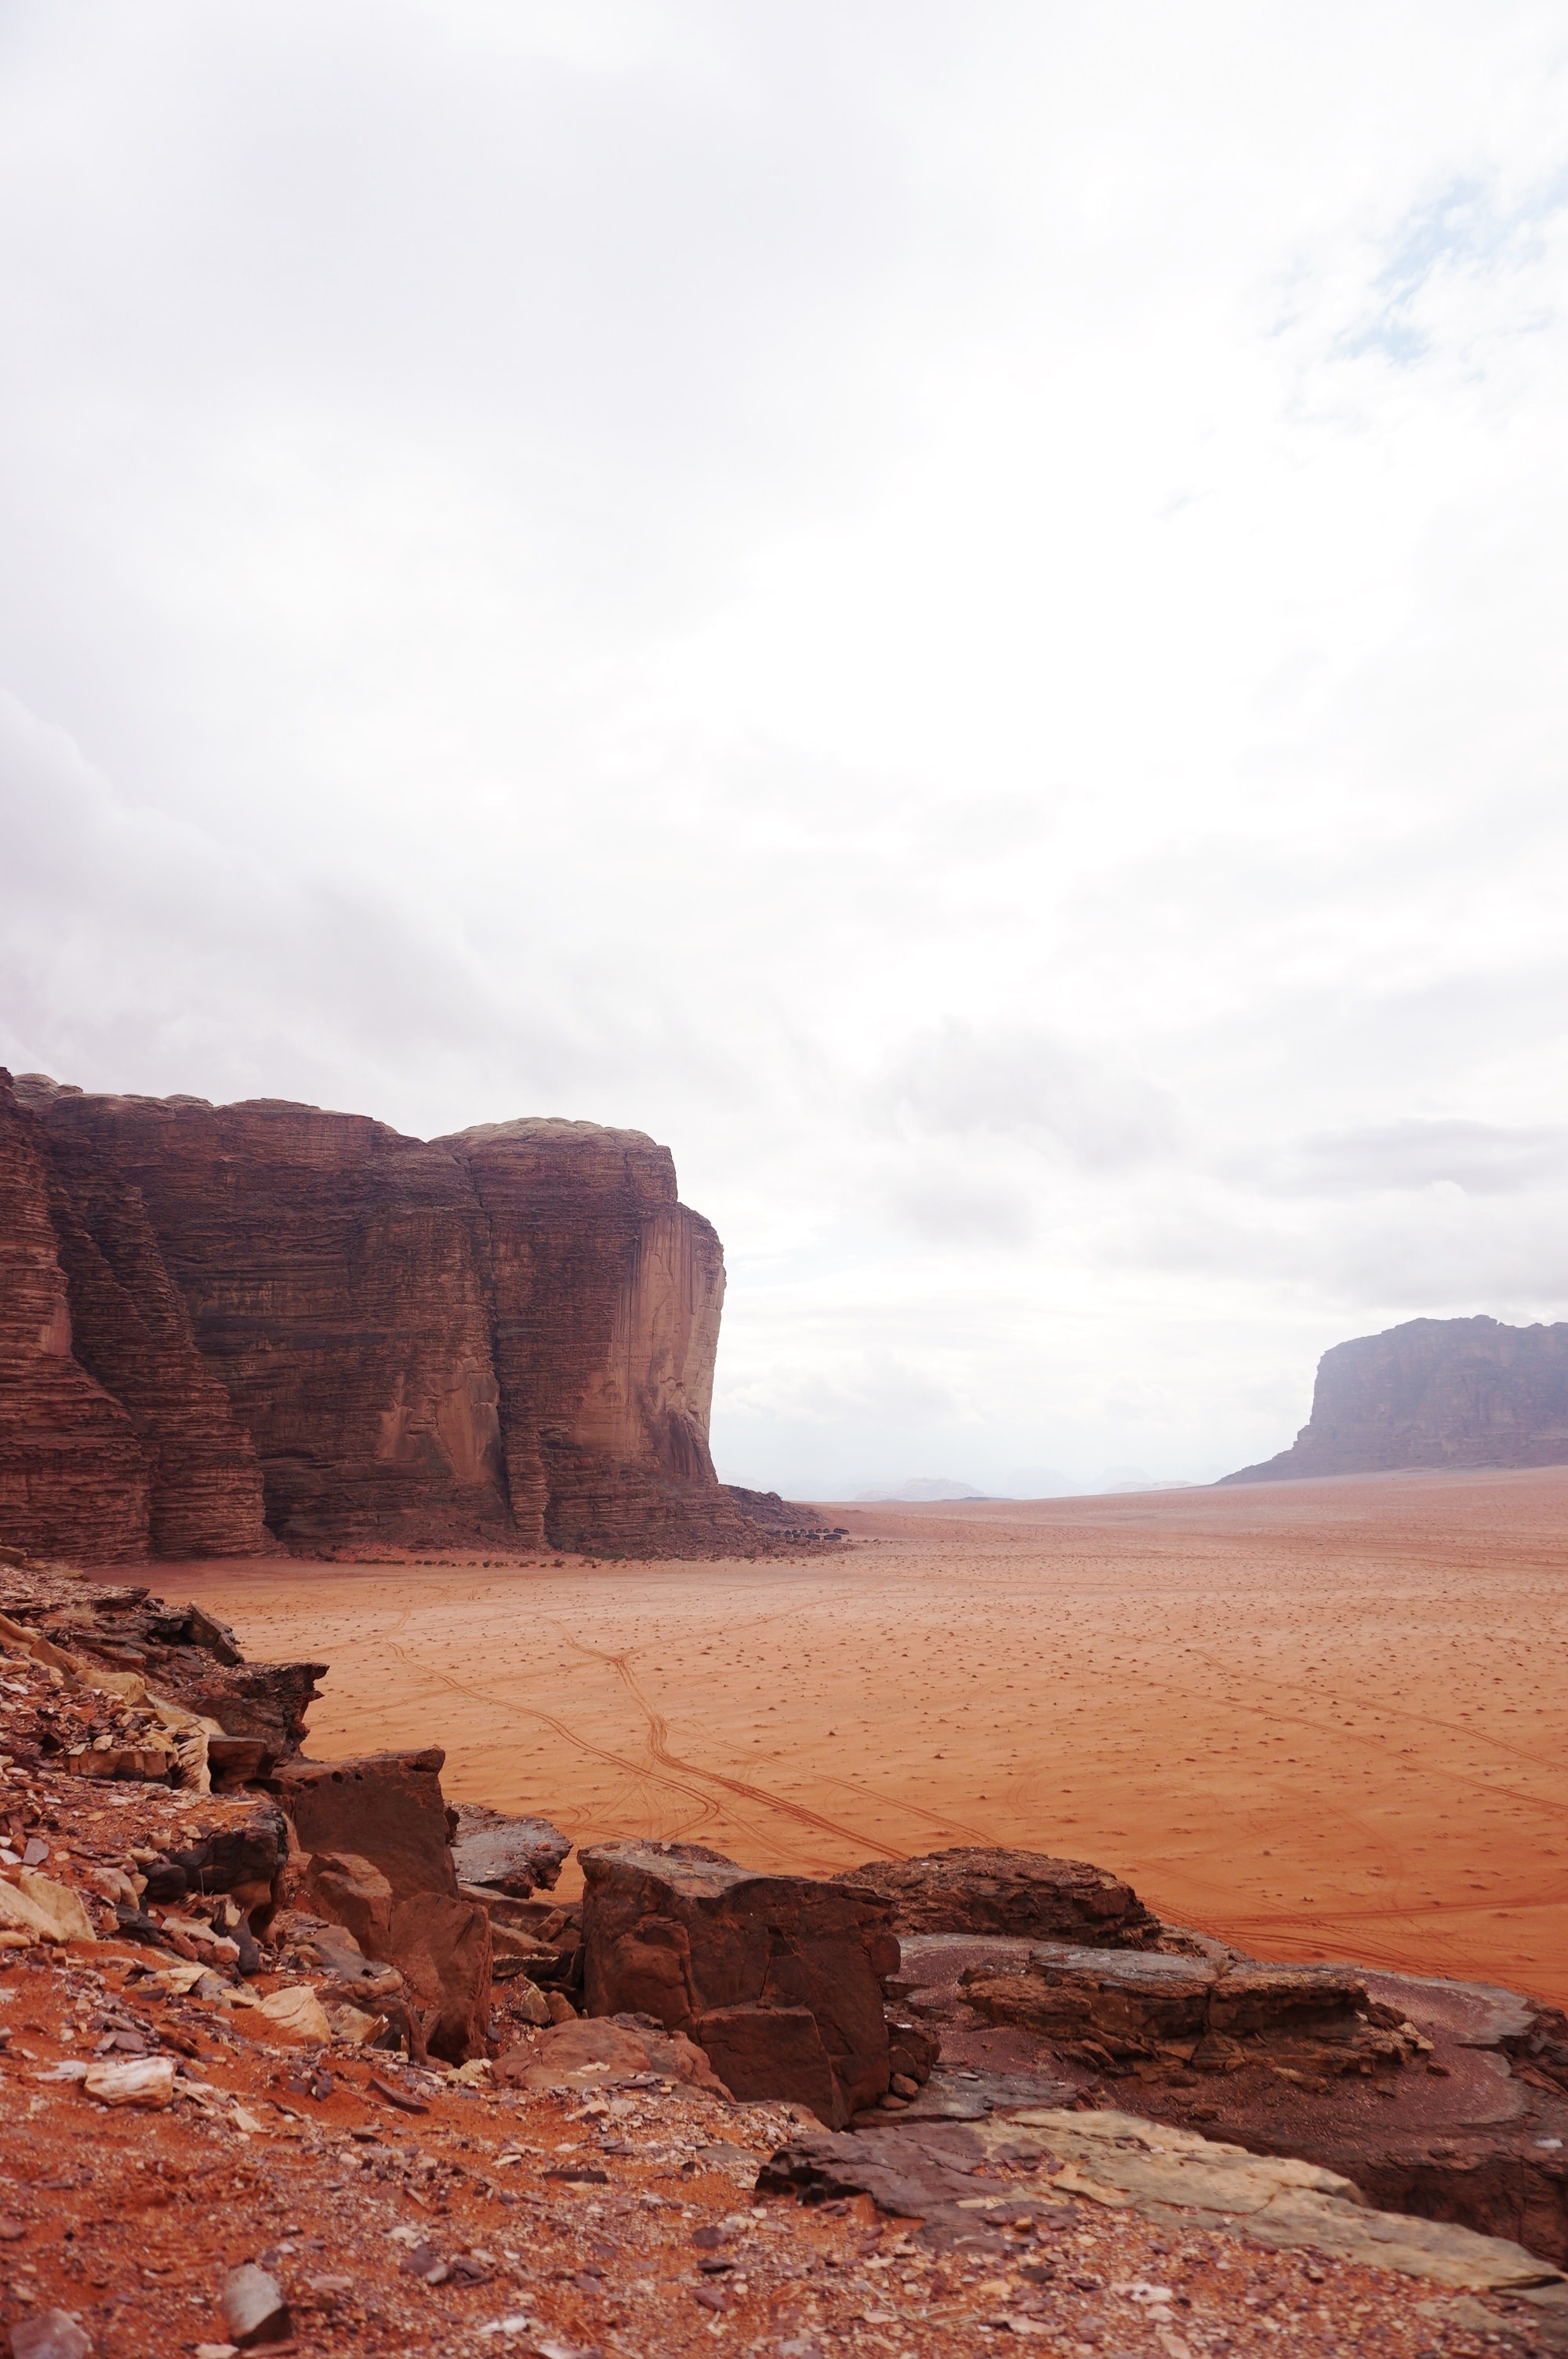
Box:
[1223,1315,1568,1482]
[833,1845,1162,1947]
[579,1837,900,2127]
[3,1074,759,1560]
[32,1109,267,1555]
[0,1557,325,1776]
[758,2108,1566,2293]
[20,1080,515,1554]
[722,1485,846,1542]
[897,1926,1568,2266]
[960,1943,1414,2077]
[272,1747,492,2061]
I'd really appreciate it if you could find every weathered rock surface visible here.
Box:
[1224,1314,1568,1481]
[497,2010,729,2095]
[438,1118,760,1556]
[898,1928,1568,2265]
[579,1837,900,2127]
[450,1800,571,1898]
[760,2104,1565,2294]
[0,1557,325,1775]
[221,2260,292,2346]
[960,1943,1420,2074]
[0,1074,150,1564]
[4,1073,760,1560]
[834,1845,1162,1947]
[273,1746,492,2060]
[33,1105,268,1555]
[21,1079,521,1555]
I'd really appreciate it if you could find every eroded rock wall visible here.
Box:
[440,1118,758,1555]
[1223,1316,1568,1484]
[31,1113,268,1556]
[0,1074,150,1563]
[20,1082,513,1553]
[2,1075,748,1560]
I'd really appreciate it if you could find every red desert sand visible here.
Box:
[157,1464,1567,2010]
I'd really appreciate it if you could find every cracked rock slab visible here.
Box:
[761,2103,1566,2293]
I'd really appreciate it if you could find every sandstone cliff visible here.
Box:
[439,1118,753,1556]
[2,1073,753,1561]
[0,1076,150,1561]
[1222,1314,1568,1484]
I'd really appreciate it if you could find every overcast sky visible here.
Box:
[4,2,1568,1498]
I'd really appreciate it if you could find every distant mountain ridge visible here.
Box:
[1221,1314,1568,1484]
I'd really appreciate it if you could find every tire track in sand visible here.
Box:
[567,1637,998,1859]
[383,1630,728,1835]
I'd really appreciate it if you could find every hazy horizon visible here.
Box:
[5,4,1568,1499]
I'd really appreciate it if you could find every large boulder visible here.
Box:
[451,1801,571,1899]
[272,1747,491,2061]
[497,2012,728,2095]
[832,1846,1161,1947]
[579,1837,899,2128]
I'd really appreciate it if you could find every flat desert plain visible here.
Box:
[166,1466,1568,2009]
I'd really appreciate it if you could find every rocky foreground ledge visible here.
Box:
[1,1554,1566,2359]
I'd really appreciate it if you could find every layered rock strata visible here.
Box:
[437,1119,758,1557]
[0,1078,150,1564]
[1224,1315,1568,1482]
[759,2106,1564,2296]
[897,1929,1568,2266]
[3,1073,754,1561]
[835,1845,1163,1946]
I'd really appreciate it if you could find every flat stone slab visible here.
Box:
[761,2103,1566,2293]
[897,1932,1568,2266]
[450,1804,571,1898]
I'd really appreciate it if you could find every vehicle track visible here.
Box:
[588,1641,906,1858]
[383,1631,729,1834]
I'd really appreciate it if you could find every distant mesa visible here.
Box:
[852,1478,985,1503]
[0,1068,779,1564]
[1221,1314,1568,1484]
[1093,1463,1194,1495]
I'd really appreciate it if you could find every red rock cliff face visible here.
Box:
[3,1077,750,1561]
[20,1084,513,1554]
[439,1120,756,1555]
[30,1112,269,1557]
[0,1075,150,1562]
[1221,1314,1568,1483]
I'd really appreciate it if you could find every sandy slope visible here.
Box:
[154,1467,1568,2008]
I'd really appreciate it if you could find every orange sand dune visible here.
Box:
[158,1467,1568,2009]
